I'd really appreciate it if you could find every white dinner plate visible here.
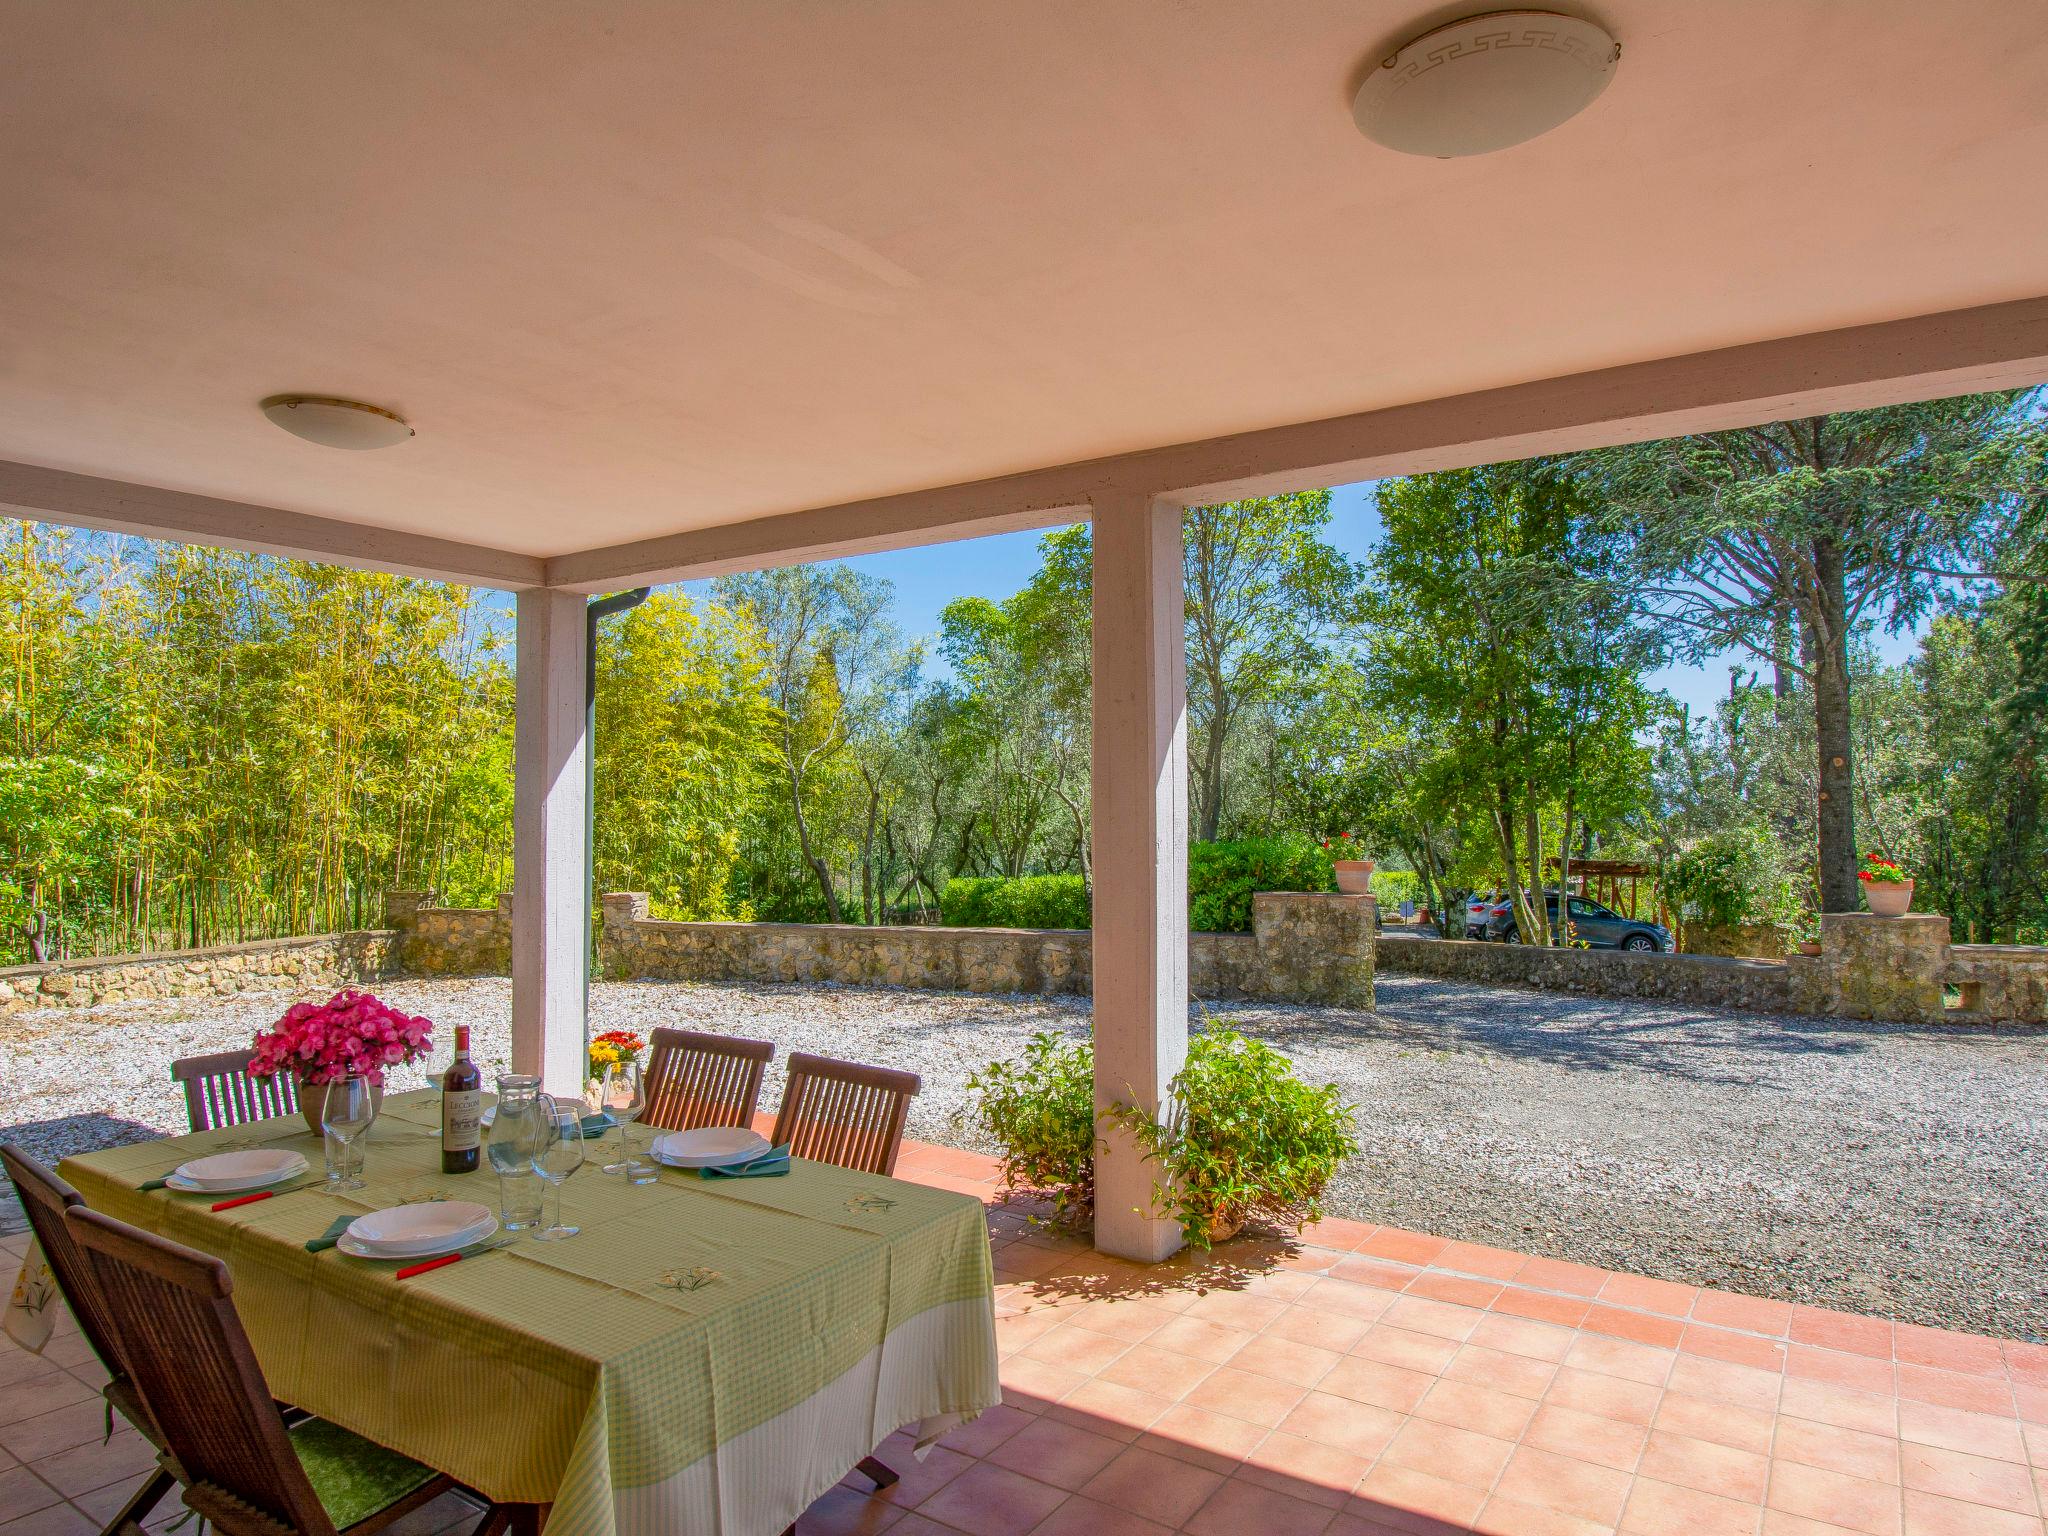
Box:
[173,1149,308,1192]
[650,1127,771,1169]
[346,1201,496,1257]
[336,1213,498,1262]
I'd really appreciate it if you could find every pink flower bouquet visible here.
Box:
[249,989,433,1087]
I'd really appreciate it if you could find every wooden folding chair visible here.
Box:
[641,1028,773,1133]
[67,1204,531,1536]
[770,1052,920,1177]
[170,1048,298,1134]
[1,1145,176,1536]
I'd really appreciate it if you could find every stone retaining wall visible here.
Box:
[593,889,1376,1006]
[384,891,513,976]
[0,931,395,1015]
[1377,932,1801,1014]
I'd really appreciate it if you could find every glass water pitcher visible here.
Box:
[485,1073,548,1229]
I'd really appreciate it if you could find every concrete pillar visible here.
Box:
[1090,492,1188,1263]
[512,589,590,1094]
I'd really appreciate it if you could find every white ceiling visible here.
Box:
[3,2,2046,560]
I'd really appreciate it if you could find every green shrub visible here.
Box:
[966,1031,1096,1225]
[940,874,1090,929]
[1187,838,1334,932]
[1104,1027,1358,1250]
[1665,828,1799,940]
[1369,869,1420,908]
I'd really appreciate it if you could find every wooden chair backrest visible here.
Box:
[67,1206,338,1536]
[0,1144,129,1383]
[641,1029,774,1133]
[171,1049,298,1134]
[770,1052,920,1176]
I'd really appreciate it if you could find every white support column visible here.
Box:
[1090,491,1189,1262]
[512,588,590,1095]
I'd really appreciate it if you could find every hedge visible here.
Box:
[939,839,1339,934]
[939,874,1091,929]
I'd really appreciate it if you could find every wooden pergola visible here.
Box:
[1545,858,1665,928]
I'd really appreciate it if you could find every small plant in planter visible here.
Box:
[1104,1028,1358,1250]
[1857,853,1914,917]
[966,1032,1096,1227]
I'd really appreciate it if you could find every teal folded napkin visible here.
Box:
[578,1113,616,1137]
[139,1175,172,1191]
[699,1146,791,1180]
[305,1214,356,1253]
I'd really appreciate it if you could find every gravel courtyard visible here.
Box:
[4,973,2043,1342]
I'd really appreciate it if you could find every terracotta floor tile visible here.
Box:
[1469,1315,1580,1366]
[1330,1257,1426,1293]
[1896,1400,2027,1463]
[916,1463,1069,1536]
[1182,1365,1308,1428]
[0,1400,120,1463]
[1666,1356,1783,1414]
[1095,1344,1217,1402]
[1473,1495,1617,1535]
[1186,1475,1338,1536]
[869,1443,976,1508]
[1493,1446,1632,1527]
[0,1506,95,1536]
[1236,1336,1344,1389]
[1523,1403,1650,1472]
[1304,1219,1380,1254]
[1382,1417,1517,1489]
[1899,1443,2040,1516]
[1564,1334,1676,1388]
[1023,1326,1135,1377]
[2007,1345,2048,1390]
[1270,1306,1373,1355]
[1772,1418,1901,1484]
[998,1311,1068,1356]
[1545,1367,1663,1426]
[1495,1291,1594,1331]
[1759,1511,1873,1536]
[1023,1494,1173,1536]
[1896,1364,2015,1417]
[1362,1230,1451,1268]
[1766,1460,1903,1536]
[1320,1356,1438,1415]
[1581,1307,1685,1351]
[1618,1475,1761,1536]
[1787,1347,1896,1397]
[1184,1290,1288,1333]
[1789,1311,1894,1362]
[1354,1462,1491,1530]
[1779,1381,1898,1439]
[1407,1272,1506,1311]
[2016,1387,2048,1429]
[1516,1259,1613,1299]
[1654,1392,1777,1457]
[943,1403,1036,1458]
[0,1374,94,1428]
[1052,1379,1173,1440]
[1444,1343,1560,1401]
[1898,1489,2044,1536]
[30,1432,158,1498]
[1680,1325,1790,1373]
[791,1492,905,1536]
[1069,1300,1174,1346]
[1436,1242,1532,1282]
[1383,1297,1485,1343]
[1142,1315,1253,1366]
[1077,1445,1226,1528]
[988,1418,1129,1492]
[0,1466,64,1520]
[1597,1274,1699,1319]
[1245,1270,1323,1305]
[1690,1291,1795,1338]
[1241,1431,1374,1507]
[1002,1354,1089,1410]
[2025,1423,2048,1465]
[1414,1378,1540,1441]
[1351,1326,1461,1376]
[1277,1392,1407,1461]
[1638,1428,1769,1503]
[1300,1279,1402,1324]
[1892,1326,2007,1379]
[1137,1403,1268,1473]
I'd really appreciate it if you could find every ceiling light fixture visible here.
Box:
[1353,10,1620,158]
[260,395,414,450]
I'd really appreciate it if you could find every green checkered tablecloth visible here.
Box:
[51,1089,1000,1536]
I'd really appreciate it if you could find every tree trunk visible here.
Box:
[1811,539,1859,912]
[1195,697,1227,842]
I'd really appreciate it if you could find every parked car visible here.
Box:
[1463,891,1512,937]
[1487,893,1671,952]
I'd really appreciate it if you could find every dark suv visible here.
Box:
[1487,894,1670,952]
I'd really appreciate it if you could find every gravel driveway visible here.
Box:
[4,973,2043,1341]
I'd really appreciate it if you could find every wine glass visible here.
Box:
[320,1075,377,1192]
[596,1060,646,1179]
[529,1096,584,1241]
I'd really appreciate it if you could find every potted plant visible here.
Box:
[589,1029,647,1081]
[1857,853,1914,918]
[966,1032,1095,1227]
[248,990,433,1136]
[1104,1028,1357,1249]
[1320,832,1374,895]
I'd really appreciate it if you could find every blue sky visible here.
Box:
[751,480,1927,717]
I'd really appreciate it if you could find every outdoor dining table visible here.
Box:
[28,1087,1001,1536]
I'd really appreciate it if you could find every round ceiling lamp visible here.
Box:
[260,395,414,450]
[1353,10,1620,158]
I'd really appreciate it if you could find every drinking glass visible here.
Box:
[593,1061,647,1180]
[320,1075,376,1193]
[530,1096,585,1241]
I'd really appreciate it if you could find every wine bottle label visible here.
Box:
[443,1089,483,1152]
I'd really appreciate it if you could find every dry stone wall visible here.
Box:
[0,932,395,1015]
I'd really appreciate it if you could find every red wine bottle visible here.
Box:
[441,1025,482,1173]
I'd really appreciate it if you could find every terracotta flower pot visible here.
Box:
[298,1074,384,1138]
[1205,1208,1247,1244]
[1332,859,1375,895]
[1796,941,1823,957]
[1862,878,1914,918]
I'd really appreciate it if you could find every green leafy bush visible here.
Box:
[965,1031,1096,1224]
[1665,828,1798,933]
[1186,838,1334,933]
[1369,870,1420,908]
[939,874,1091,929]
[1105,1028,1357,1250]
